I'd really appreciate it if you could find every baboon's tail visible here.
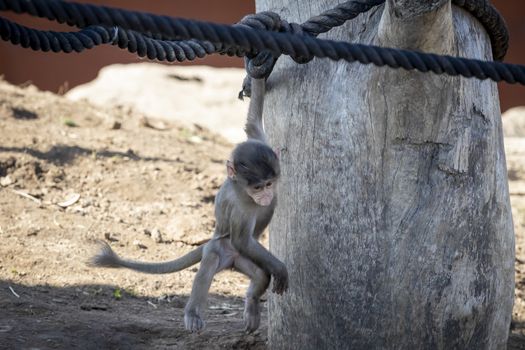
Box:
[89,240,203,274]
[244,78,267,143]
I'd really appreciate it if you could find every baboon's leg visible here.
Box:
[234,255,270,332]
[184,251,220,332]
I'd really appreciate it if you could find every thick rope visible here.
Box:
[0,14,215,61]
[0,0,508,61]
[454,0,508,62]
[0,1,522,85]
[241,0,508,96]
[112,29,215,62]
[298,0,508,61]
[129,17,525,85]
[0,15,115,52]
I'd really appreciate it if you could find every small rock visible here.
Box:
[133,240,147,250]
[0,176,14,187]
[27,228,39,237]
[151,228,163,243]
[57,193,80,208]
[110,121,122,130]
[188,136,203,144]
[140,116,169,130]
[104,232,119,242]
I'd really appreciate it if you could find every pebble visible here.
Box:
[133,240,147,250]
[110,121,122,130]
[189,136,203,144]
[104,232,119,242]
[0,176,14,187]
[151,228,163,243]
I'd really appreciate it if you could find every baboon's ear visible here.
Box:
[226,160,236,179]
[273,148,280,159]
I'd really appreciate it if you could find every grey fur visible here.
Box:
[90,77,287,333]
[90,240,203,274]
[244,78,267,143]
[184,77,287,332]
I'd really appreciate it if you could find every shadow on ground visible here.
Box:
[2,280,524,349]
[0,281,267,350]
[510,319,525,350]
[0,145,180,166]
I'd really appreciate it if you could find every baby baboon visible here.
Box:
[91,77,287,333]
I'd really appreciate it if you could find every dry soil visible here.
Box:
[0,79,524,349]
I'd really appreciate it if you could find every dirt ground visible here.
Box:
[0,79,524,349]
[0,80,265,349]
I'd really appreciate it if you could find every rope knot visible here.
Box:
[237,11,282,31]
[239,51,277,99]
[280,20,304,35]
[238,11,283,98]
[279,20,314,64]
[246,51,275,79]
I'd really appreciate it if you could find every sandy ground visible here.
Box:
[66,64,249,144]
[0,75,524,349]
[0,79,266,349]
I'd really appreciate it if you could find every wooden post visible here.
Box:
[258,1,514,348]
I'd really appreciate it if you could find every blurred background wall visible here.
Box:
[0,0,522,111]
[0,1,254,92]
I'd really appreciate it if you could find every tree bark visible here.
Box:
[257,1,514,349]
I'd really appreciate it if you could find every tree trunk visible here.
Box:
[258,1,514,349]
